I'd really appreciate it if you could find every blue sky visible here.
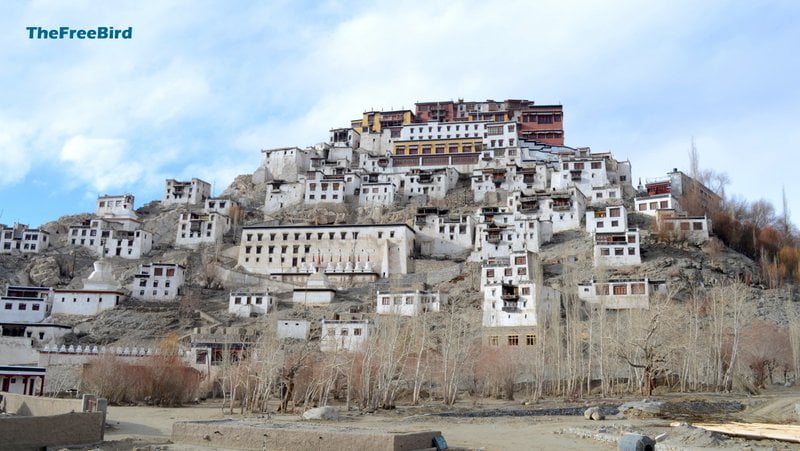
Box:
[1,0,799,227]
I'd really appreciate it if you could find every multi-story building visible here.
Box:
[329,127,360,149]
[95,194,137,219]
[204,198,238,224]
[0,286,53,323]
[264,180,306,212]
[52,260,126,316]
[585,205,628,235]
[634,169,721,216]
[175,211,229,248]
[551,152,633,199]
[471,207,553,261]
[320,313,374,353]
[237,224,415,278]
[481,251,560,345]
[471,163,550,201]
[163,178,211,206]
[594,228,641,267]
[228,291,272,318]
[359,181,398,207]
[131,263,185,301]
[506,187,586,233]
[68,218,152,259]
[402,168,458,201]
[376,290,443,316]
[304,171,361,204]
[414,99,565,146]
[655,210,712,243]
[577,278,667,309]
[0,224,49,254]
[414,207,475,258]
[259,147,312,183]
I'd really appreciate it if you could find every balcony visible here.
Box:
[501,299,520,312]
[486,234,501,244]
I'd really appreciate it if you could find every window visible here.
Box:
[660,201,669,209]
[693,222,703,231]
[19,303,26,310]
[354,328,362,336]
[517,267,527,275]
[340,328,348,336]
[631,283,646,295]
[521,287,530,295]
[600,248,610,256]
[615,248,624,256]
[507,335,519,346]
[514,256,526,265]
[597,221,604,228]
[628,234,637,243]
[4,303,12,310]
[591,162,602,169]
[628,247,636,255]
[638,203,646,211]
[486,269,495,278]
[613,284,628,295]
[488,335,499,346]
[526,334,536,345]
[504,268,513,276]
[680,222,691,231]
[32,304,40,311]
[595,284,610,295]
[381,297,390,305]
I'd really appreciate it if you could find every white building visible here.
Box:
[292,272,336,305]
[585,205,628,235]
[471,163,550,202]
[205,198,238,224]
[260,147,312,183]
[277,319,311,340]
[320,314,374,353]
[264,180,305,213]
[228,291,272,318]
[655,210,712,243]
[414,208,475,259]
[403,168,458,201]
[238,224,415,278]
[131,263,185,301]
[588,185,623,206]
[471,206,553,261]
[577,278,667,309]
[634,193,682,217]
[506,187,587,233]
[359,182,398,207]
[330,127,360,149]
[96,194,137,219]
[68,218,152,259]
[0,365,46,395]
[0,224,49,254]
[0,286,53,323]
[163,178,211,206]
[594,228,641,267]
[376,290,443,316]
[481,251,560,329]
[175,211,229,248]
[551,152,633,199]
[304,172,361,204]
[52,260,126,316]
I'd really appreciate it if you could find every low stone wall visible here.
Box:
[0,392,82,416]
[173,419,441,451]
[0,411,105,450]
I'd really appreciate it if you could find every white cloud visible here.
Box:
[59,135,144,192]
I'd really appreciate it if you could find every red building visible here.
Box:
[414,99,564,146]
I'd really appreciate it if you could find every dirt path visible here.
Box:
[102,402,613,450]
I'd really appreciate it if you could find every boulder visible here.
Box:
[302,406,338,421]
[584,406,602,420]
[28,256,61,286]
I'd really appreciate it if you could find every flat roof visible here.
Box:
[243,223,415,233]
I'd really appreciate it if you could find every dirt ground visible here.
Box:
[91,387,800,450]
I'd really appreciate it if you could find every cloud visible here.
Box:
[59,135,144,192]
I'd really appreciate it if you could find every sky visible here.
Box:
[1,0,799,227]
